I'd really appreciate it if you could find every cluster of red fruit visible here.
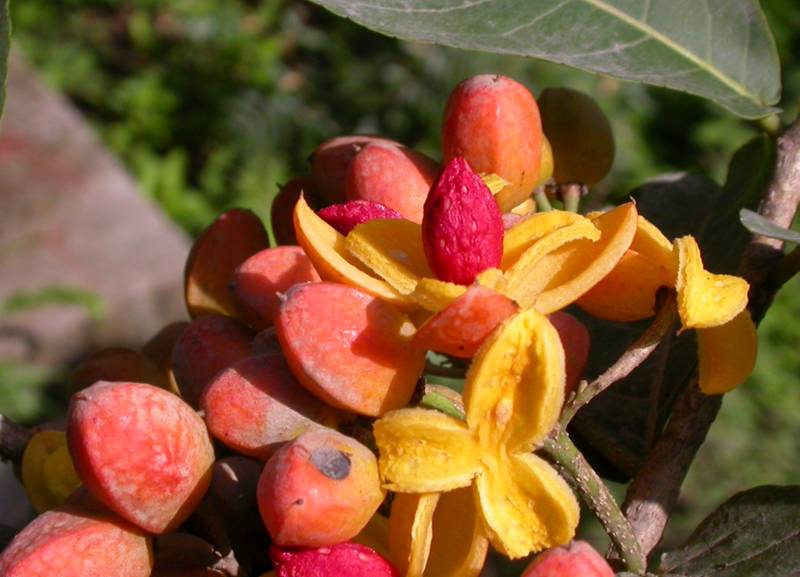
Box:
[0,75,620,577]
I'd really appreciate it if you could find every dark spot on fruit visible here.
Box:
[294,498,304,506]
[310,448,351,480]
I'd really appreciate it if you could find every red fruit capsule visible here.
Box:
[271,542,399,577]
[422,157,503,285]
[521,541,614,577]
[318,200,403,235]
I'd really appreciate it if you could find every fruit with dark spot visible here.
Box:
[257,428,384,547]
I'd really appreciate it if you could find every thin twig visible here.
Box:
[560,292,678,426]
[542,429,646,575]
[534,188,553,212]
[0,414,33,462]
[622,116,800,557]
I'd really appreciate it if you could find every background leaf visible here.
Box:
[570,136,774,479]
[0,0,8,118]
[309,0,781,118]
[740,208,800,244]
[660,485,800,577]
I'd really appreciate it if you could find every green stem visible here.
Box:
[560,291,678,426]
[560,183,584,213]
[534,188,553,212]
[542,430,646,575]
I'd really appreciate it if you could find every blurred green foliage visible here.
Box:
[6,0,800,547]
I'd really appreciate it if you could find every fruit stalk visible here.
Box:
[541,429,646,575]
[560,291,678,426]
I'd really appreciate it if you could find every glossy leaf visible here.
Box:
[308,0,780,118]
[660,485,800,577]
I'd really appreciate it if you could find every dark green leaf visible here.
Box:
[309,0,781,118]
[660,485,800,577]
[572,136,774,479]
[0,0,8,118]
[2,286,106,322]
[740,209,800,244]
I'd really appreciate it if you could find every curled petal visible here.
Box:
[346,219,433,295]
[426,487,489,577]
[374,408,482,492]
[577,249,675,322]
[632,215,676,276]
[505,219,602,308]
[502,211,589,269]
[294,195,413,309]
[389,493,439,577]
[674,236,749,329]
[410,278,467,312]
[476,452,579,559]
[463,309,565,452]
[697,310,758,394]
[527,203,639,314]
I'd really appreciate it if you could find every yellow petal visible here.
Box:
[502,211,590,269]
[481,172,510,195]
[354,513,392,559]
[425,487,489,577]
[410,278,467,312]
[22,430,82,513]
[697,310,758,394]
[576,249,675,322]
[346,219,433,295]
[389,493,440,577]
[504,218,602,309]
[527,202,638,314]
[476,452,579,559]
[511,198,537,217]
[632,215,676,276]
[374,408,482,492]
[674,236,749,329]
[463,309,565,452]
[294,194,414,309]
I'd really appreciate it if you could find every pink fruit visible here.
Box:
[270,542,399,577]
[422,157,503,285]
[548,312,591,399]
[345,142,439,223]
[311,136,396,204]
[521,540,614,577]
[318,200,403,235]
[67,381,215,534]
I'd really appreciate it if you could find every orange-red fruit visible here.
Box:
[413,286,518,358]
[171,315,253,408]
[67,382,215,534]
[521,540,614,577]
[549,312,590,399]
[311,136,396,205]
[0,505,153,577]
[442,74,542,211]
[257,429,384,547]
[422,157,503,285]
[184,208,270,319]
[202,354,342,460]
[276,282,424,416]
[272,177,318,246]
[346,142,439,223]
[271,542,399,577]
[233,246,321,330]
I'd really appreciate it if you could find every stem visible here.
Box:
[0,414,33,462]
[560,292,678,426]
[534,188,553,212]
[623,116,800,556]
[420,385,465,420]
[542,429,646,575]
[560,183,584,213]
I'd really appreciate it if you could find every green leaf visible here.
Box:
[309,0,781,118]
[659,485,800,577]
[740,208,800,244]
[571,136,775,479]
[2,286,106,322]
[0,0,8,119]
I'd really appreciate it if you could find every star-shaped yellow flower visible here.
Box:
[373,308,580,560]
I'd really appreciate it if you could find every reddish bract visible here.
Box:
[421,157,503,285]
[318,200,403,235]
[271,542,399,577]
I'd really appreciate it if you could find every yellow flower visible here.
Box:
[373,309,580,561]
